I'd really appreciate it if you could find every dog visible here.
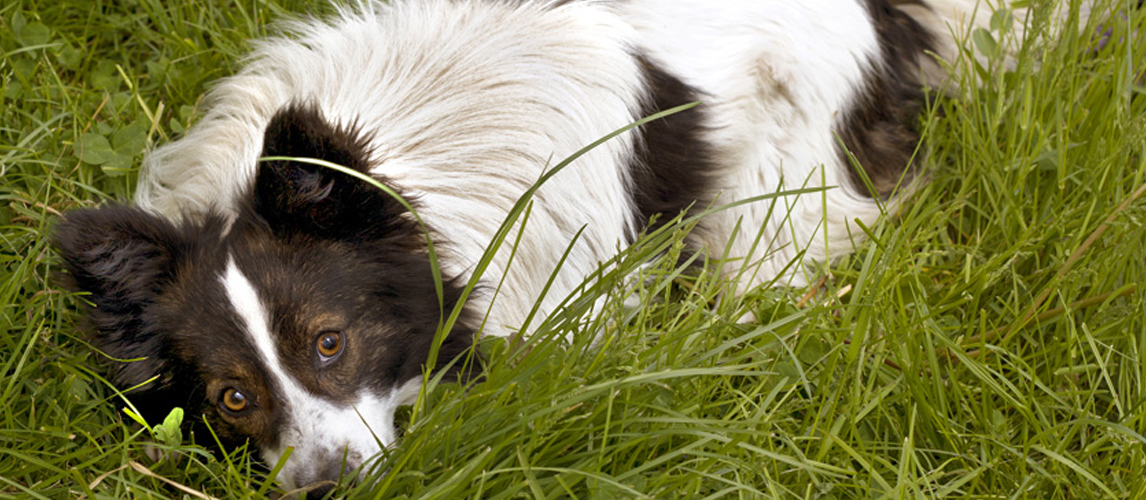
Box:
[54,0,1037,495]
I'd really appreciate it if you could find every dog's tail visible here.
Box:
[903,0,1097,90]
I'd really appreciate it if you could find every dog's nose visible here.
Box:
[298,461,345,499]
[282,444,368,499]
[304,483,336,500]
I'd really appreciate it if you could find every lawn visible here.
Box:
[2,0,1145,498]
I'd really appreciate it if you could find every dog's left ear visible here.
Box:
[52,206,192,390]
[253,103,414,242]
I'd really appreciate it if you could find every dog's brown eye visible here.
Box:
[317,331,343,359]
[221,388,249,413]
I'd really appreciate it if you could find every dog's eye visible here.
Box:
[220,388,249,413]
[316,331,343,359]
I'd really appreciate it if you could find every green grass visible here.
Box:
[2,0,1145,498]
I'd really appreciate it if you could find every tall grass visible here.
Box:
[2,0,1144,498]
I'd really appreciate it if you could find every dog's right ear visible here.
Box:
[53,206,186,389]
[252,103,417,244]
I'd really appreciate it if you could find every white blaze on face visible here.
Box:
[221,257,417,489]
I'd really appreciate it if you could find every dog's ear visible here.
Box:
[53,206,186,389]
[254,103,415,242]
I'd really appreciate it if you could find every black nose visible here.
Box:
[304,483,336,499]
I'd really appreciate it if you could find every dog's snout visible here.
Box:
[304,482,336,500]
[292,458,350,499]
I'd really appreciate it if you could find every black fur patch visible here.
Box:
[628,53,717,234]
[254,104,420,247]
[838,0,935,198]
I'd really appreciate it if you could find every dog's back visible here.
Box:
[132,0,989,331]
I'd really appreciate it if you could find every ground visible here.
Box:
[1,0,1144,498]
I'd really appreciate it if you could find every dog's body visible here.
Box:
[56,0,1018,494]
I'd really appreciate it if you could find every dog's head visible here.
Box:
[54,105,475,494]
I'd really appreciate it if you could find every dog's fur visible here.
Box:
[55,0,1044,494]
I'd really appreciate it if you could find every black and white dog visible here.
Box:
[54,0,1048,494]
